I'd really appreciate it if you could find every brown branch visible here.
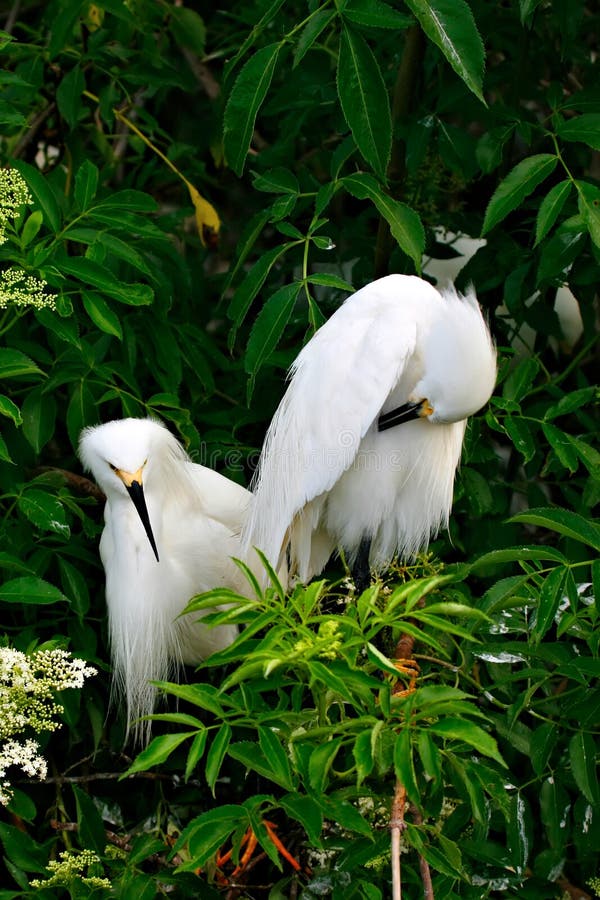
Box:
[410,807,435,900]
[390,780,407,900]
[3,0,21,35]
[33,466,105,501]
[32,770,176,785]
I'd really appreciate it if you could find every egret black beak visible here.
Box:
[125,480,160,563]
[378,399,433,432]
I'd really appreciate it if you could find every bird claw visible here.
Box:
[392,658,420,695]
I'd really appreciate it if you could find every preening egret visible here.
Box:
[243,274,497,587]
[79,417,251,742]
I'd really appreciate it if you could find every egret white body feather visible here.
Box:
[243,274,496,582]
[79,417,250,742]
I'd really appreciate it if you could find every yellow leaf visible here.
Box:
[82,3,104,31]
[187,181,220,249]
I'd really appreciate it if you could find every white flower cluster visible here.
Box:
[0,739,47,805]
[0,647,96,805]
[0,267,55,311]
[29,849,111,891]
[0,169,32,245]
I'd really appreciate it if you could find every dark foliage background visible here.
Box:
[0,1,598,897]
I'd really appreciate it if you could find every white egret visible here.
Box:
[243,274,497,588]
[79,417,251,742]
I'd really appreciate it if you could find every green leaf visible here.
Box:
[321,795,373,837]
[170,6,206,55]
[0,101,26,128]
[0,348,43,379]
[542,423,579,473]
[21,210,44,247]
[0,434,13,464]
[175,805,245,868]
[509,507,600,552]
[558,114,600,150]
[90,189,158,213]
[205,723,232,795]
[476,124,516,174]
[337,24,391,179]
[503,416,536,463]
[72,785,105,853]
[95,233,153,277]
[343,0,412,29]
[428,717,505,765]
[393,729,420,805]
[18,488,70,538]
[502,356,540,403]
[59,556,90,617]
[534,180,572,245]
[59,256,153,305]
[13,160,61,233]
[48,0,85,59]
[460,467,493,515]
[280,793,323,845]
[66,381,96,449]
[228,741,290,790]
[353,729,375,786]
[224,0,285,77]
[244,282,300,387]
[507,793,531,874]
[152,681,226,716]
[569,732,600,805]
[0,576,68,605]
[306,273,354,292]
[252,167,299,194]
[537,229,585,285]
[577,181,600,247]
[417,731,441,781]
[227,244,291,338]
[403,0,486,103]
[540,776,570,851]
[185,730,208,782]
[530,723,557,777]
[258,727,295,790]
[531,564,566,643]
[56,65,85,128]
[544,386,596,420]
[293,8,336,68]
[82,291,123,339]
[74,159,100,210]
[482,154,558,234]
[0,822,48,874]
[125,733,191,776]
[0,395,21,426]
[343,172,424,267]
[223,43,281,176]
[308,739,342,793]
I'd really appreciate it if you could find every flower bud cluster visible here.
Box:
[0,647,96,804]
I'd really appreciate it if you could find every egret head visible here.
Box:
[412,286,496,425]
[79,417,184,562]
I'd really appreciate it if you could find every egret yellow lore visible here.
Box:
[79,417,250,743]
[243,274,497,588]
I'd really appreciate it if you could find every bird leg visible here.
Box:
[352,537,372,594]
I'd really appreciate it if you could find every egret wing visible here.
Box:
[186,463,251,533]
[243,275,436,569]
